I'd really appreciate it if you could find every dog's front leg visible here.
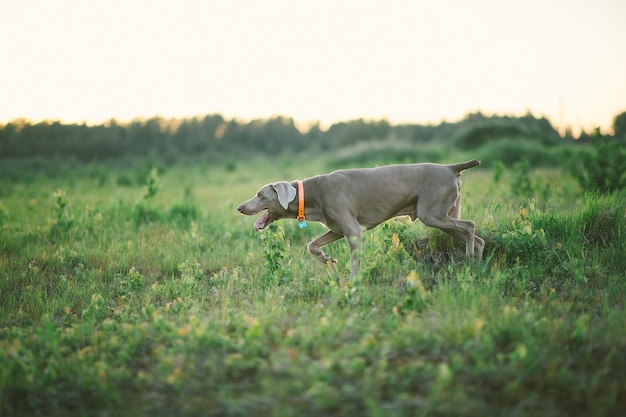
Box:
[308,231,342,267]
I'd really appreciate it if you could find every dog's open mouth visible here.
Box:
[254,210,271,231]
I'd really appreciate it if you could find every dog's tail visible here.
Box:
[447,159,481,175]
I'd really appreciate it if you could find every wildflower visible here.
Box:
[244,314,260,328]
[391,233,400,250]
[167,368,183,384]
[474,318,485,336]
[406,271,428,299]
[519,207,527,219]
[53,189,63,198]
[178,324,191,337]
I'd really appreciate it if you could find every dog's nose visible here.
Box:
[237,204,244,213]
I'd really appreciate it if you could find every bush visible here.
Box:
[132,203,162,225]
[509,160,539,198]
[49,188,74,237]
[476,138,571,167]
[495,206,548,262]
[259,224,290,281]
[581,192,625,248]
[571,131,626,192]
[327,140,444,168]
[143,167,161,200]
[116,173,133,187]
[455,122,525,150]
[169,202,199,228]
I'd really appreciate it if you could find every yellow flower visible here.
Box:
[391,233,400,250]
[406,270,418,286]
[178,324,191,337]
[244,314,260,328]
[406,271,428,299]
[53,189,66,200]
[474,318,485,336]
[519,207,527,219]
[167,368,183,384]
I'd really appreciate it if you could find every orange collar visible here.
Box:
[297,180,305,222]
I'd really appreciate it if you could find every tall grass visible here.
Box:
[1,158,624,416]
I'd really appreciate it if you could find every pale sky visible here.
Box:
[1,0,625,133]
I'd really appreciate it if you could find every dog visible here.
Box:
[238,160,484,276]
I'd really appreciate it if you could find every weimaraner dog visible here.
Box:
[238,160,485,276]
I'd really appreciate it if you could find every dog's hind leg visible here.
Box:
[417,183,478,258]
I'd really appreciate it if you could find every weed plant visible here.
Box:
[0,158,624,416]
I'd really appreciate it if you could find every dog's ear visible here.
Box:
[272,182,297,210]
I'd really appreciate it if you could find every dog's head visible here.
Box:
[237,181,297,231]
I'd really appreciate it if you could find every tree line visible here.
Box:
[1,111,625,165]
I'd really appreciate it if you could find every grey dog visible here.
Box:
[238,160,484,276]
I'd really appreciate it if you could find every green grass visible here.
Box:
[1,158,625,416]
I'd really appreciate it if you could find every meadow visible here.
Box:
[1,154,625,416]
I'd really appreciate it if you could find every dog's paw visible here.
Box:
[326,259,338,269]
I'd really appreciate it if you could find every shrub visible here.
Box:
[130,168,165,226]
[362,220,417,279]
[178,261,204,283]
[116,267,145,296]
[327,140,444,169]
[50,188,74,236]
[581,192,625,248]
[455,122,525,150]
[143,167,161,200]
[132,203,162,225]
[169,202,199,228]
[571,130,626,192]
[476,138,565,167]
[116,173,133,186]
[492,205,547,262]
[259,224,290,280]
[224,160,237,172]
[510,160,534,198]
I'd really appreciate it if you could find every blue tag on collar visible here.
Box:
[299,221,308,229]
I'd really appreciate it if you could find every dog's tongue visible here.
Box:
[254,212,270,231]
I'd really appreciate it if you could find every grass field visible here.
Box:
[1,156,625,416]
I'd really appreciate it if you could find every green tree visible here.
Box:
[613,111,626,139]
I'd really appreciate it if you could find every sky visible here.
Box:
[1,0,625,133]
